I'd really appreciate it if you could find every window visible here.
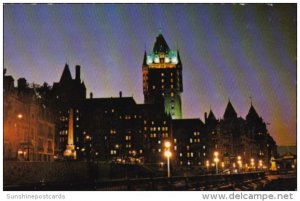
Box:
[152,85,156,89]
[110,129,116,135]
[190,138,193,143]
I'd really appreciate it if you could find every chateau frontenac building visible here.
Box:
[4,33,277,170]
[142,34,183,119]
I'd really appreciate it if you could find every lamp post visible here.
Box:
[18,113,30,161]
[250,158,255,171]
[164,141,172,178]
[237,156,242,172]
[259,160,263,169]
[206,160,210,172]
[214,151,219,174]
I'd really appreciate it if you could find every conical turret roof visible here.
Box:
[207,109,217,121]
[246,104,260,121]
[223,100,237,120]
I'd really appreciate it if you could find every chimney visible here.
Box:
[90,92,93,99]
[204,112,207,123]
[75,65,81,81]
[17,78,27,90]
[119,91,122,98]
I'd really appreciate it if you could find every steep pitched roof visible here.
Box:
[143,51,147,65]
[207,109,217,121]
[153,34,170,53]
[246,104,260,121]
[177,50,182,65]
[59,63,72,83]
[223,100,237,120]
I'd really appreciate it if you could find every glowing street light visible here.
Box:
[164,141,172,178]
[237,155,242,171]
[250,158,255,170]
[17,113,23,119]
[165,141,171,148]
[206,160,210,172]
[214,151,219,174]
[259,160,263,169]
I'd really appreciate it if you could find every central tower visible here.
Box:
[142,34,183,119]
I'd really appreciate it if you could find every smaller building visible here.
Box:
[4,71,55,161]
[172,119,207,168]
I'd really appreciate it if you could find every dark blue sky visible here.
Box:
[4,4,296,145]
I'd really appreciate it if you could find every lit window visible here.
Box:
[111,109,114,113]
[180,153,182,157]
[191,152,194,157]
[187,146,190,150]
[171,84,173,89]
[174,146,177,150]
[158,140,161,144]
[161,79,164,83]
[161,73,164,76]
[158,149,161,152]
[190,138,193,143]
[203,145,206,149]
[152,85,156,89]
[140,149,143,154]
[171,92,174,97]
[151,121,154,125]
[174,139,177,143]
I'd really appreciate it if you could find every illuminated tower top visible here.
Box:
[143,34,183,119]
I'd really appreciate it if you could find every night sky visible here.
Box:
[4,4,296,146]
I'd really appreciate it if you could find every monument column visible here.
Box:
[63,108,77,159]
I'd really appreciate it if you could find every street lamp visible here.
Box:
[250,158,255,171]
[237,155,242,172]
[214,151,219,174]
[164,141,172,178]
[206,160,210,172]
[259,160,263,169]
[17,113,31,161]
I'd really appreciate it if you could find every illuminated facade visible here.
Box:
[204,100,277,168]
[142,34,183,119]
[4,71,55,161]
